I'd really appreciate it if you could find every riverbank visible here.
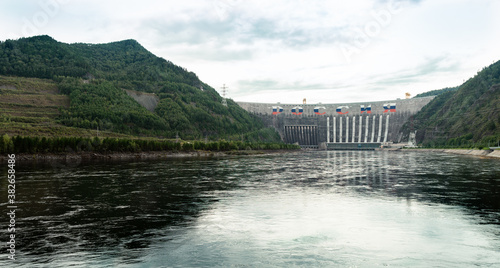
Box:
[3,148,499,164]
[0,149,298,164]
[403,148,500,159]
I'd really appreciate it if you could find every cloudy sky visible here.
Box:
[1,0,499,104]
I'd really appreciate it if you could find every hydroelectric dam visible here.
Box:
[237,97,434,149]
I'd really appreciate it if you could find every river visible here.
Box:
[1,151,499,267]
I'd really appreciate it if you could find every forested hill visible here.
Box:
[0,35,275,140]
[409,60,500,147]
[0,35,200,89]
[413,86,458,98]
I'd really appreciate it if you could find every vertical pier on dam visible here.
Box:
[327,114,391,150]
[284,125,318,147]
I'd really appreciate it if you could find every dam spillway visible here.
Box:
[237,97,434,148]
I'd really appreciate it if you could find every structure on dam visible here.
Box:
[237,97,434,149]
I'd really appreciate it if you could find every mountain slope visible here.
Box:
[0,75,135,138]
[413,86,458,98]
[409,60,500,147]
[0,36,274,140]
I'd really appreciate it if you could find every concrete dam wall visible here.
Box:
[237,97,434,147]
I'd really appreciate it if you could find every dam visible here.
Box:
[237,97,434,149]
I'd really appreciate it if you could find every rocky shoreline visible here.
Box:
[402,148,500,159]
[2,148,498,165]
[0,150,297,164]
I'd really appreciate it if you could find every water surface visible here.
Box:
[1,151,499,267]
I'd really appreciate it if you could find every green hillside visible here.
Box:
[414,86,458,98]
[0,35,278,141]
[408,60,500,147]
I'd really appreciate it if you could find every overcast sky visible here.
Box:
[1,0,499,104]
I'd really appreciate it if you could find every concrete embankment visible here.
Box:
[404,149,500,159]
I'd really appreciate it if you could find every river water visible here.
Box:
[1,151,499,267]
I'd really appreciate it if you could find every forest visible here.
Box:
[413,86,458,98]
[407,60,500,148]
[0,134,299,154]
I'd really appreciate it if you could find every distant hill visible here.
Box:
[407,60,500,147]
[414,86,458,98]
[0,35,278,141]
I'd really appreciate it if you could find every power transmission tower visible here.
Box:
[221,84,228,107]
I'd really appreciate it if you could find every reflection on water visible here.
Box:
[0,151,499,267]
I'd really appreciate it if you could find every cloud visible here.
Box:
[367,56,462,87]
[141,10,350,62]
[142,18,232,46]
[237,79,329,91]
[0,0,499,104]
